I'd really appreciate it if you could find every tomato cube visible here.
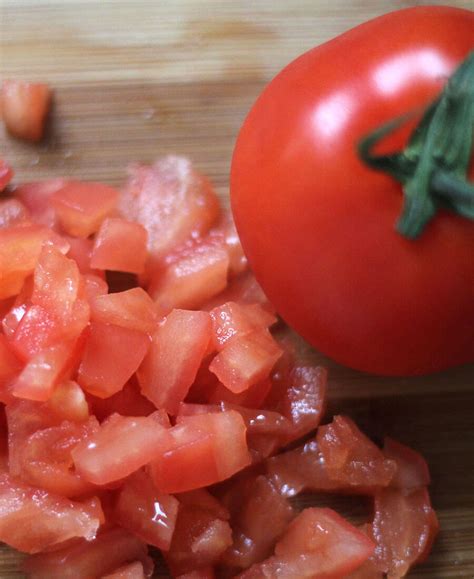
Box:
[0,334,21,391]
[0,159,13,192]
[166,502,232,576]
[10,304,58,360]
[12,341,78,401]
[13,179,64,228]
[119,156,220,262]
[176,488,230,521]
[78,321,150,398]
[22,527,153,579]
[48,380,89,422]
[371,487,439,577]
[88,379,156,422]
[222,475,295,569]
[137,309,211,414]
[91,217,148,274]
[150,237,229,315]
[2,80,51,142]
[52,181,119,238]
[151,410,251,493]
[0,473,101,553]
[209,301,277,351]
[215,213,248,277]
[176,568,215,579]
[383,437,431,490]
[115,469,179,550]
[203,270,272,312]
[240,508,375,578]
[102,561,147,579]
[91,287,157,335]
[32,244,81,322]
[209,329,282,394]
[317,416,397,489]
[72,413,169,485]
[17,417,99,497]
[0,199,30,228]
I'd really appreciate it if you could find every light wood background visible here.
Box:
[1,1,473,577]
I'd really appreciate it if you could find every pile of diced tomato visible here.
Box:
[0,153,438,578]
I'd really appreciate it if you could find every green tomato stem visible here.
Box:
[358,50,474,239]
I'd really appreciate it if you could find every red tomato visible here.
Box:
[119,156,220,264]
[176,569,215,579]
[13,179,64,228]
[0,473,102,553]
[137,309,211,414]
[51,181,119,238]
[1,80,51,142]
[91,217,148,274]
[88,379,156,422]
[90,288,157,336]
[0,159,13,192]
[78,321,150,398]
[176,488,230,522]
[209,329,282,394]
[72,413,168,485]
[48,380,89,422]
[0,334,21,393]
[240,507,375,578]
[231,6,474,376]
[371,487,439,577]
[22,527,153,579]
[115,469,179,550]
[383,437,431,490]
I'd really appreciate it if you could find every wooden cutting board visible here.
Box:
[1,1,473,577]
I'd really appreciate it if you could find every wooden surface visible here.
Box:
[1,1,473,577]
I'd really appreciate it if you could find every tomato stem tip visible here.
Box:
[358,50,474,239]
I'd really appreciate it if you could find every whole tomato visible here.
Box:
[231,6,474,376]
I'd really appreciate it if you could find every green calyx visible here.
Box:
[358,50,474,239]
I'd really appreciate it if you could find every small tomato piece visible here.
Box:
[91,217,148,274]
[52,181,119,238]
[13,179,64,228]
[383,437,431,490]
[48,380,89,422]
[0,199,30,228]
[2,80,51,141]
[0,159,13,192]
[102,561,147,579]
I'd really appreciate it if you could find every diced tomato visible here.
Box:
[203,270,273,312]
[0,334,21,393]
[88,379,156,422]
[0,199,30,228]
[1,80,51,141]
[371,487,439,577]
[137,309,211,414]
[115,469,179,550]
[72,413,169,485]
[51,181,119,238]
[239,508,375,578]
[214,213,248,277]
[0,473,101,553]
[176,568,215,579]
[207,377,272,409]
[91,288,157,335]
[176,488,230,521]
[12,340,79,401]
[209,301,276,351]
[16,416,99,497]
[268,364,327,443]
[10,304,58,360]
[0,159,13,192]
[222,475,295,569]
[151,411,251,493]
[150,236,229,315]
[66,236,105,278]
[83,274,108,303]
[383,437,431,490]
[91,217,148,274]
[22,527,153,578]
[165,501,233,576]
[102,561,147,579]
[48,380,89,422]
[78,321,150,398]
[209,329,282,394]
[13,179,64,228]
[32,244,81,322]
[317,416,397,490]
[119,156,220,263]
[0,225,65,300]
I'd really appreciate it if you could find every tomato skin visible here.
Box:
[231,6,474,376]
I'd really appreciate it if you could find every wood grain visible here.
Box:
[1,1,473,577]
